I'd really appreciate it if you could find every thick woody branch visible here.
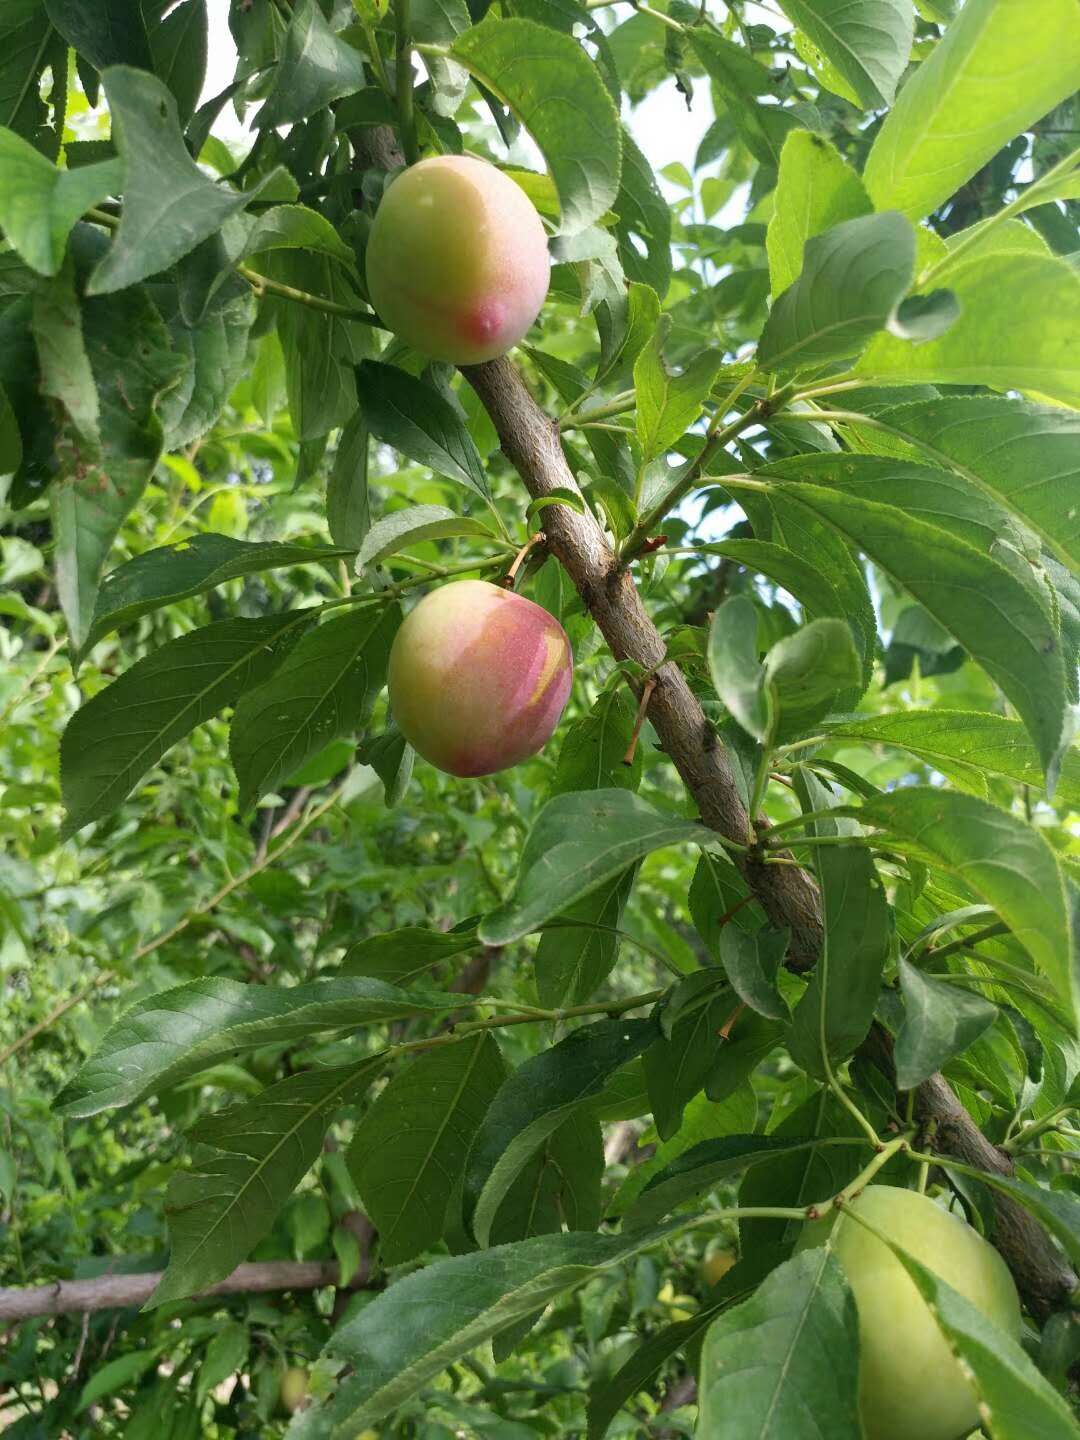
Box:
[0,1259,367,1324]
[462,357,824,968]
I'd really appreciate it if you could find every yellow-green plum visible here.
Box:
[365,155,550,364]
[279,1366,309,1415]
[387,579,572,777]
[798,1185,1020,1440]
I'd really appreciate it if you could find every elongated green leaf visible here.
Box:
[49,280,189,653]
[44,0,152,70]
[841,396,1080,573]
[872,1236,1080,1439]
[56,975,466,1118]
[778,0,913,107]
[774,484,1068,787]
[349,1034,507,1266]
[688,30,798,167]
[645,982,731,1141]
[148,0,207,126]
[230,604,399,812]
[60,612,306,837]
[708,595,769,742]
[759,212,915,373]
[613,126,672,297]
[938,1168,1080,1272]
[355,361,490,501]
[464,1018,657,1246]
[83,536,351,656]
[864,0,1080,220]
[0,4,67,158]
[611,1085,756,1216]
[290,1227,678,1437]
[764,618,861,741]
[159,273,257,450]
[152,1060,381,1307]
[257,0,367,129]
[859,787,1076,1026]
[535,867,636,1008]
[32,262,99,445]
[787,770,891,1078]
[78,1352,159,1411]
[0,130,120,276]
[857,250,1080,407]
[824,712,1080,807]
[766,130,872,296]
[243,204,356,267]
[719,925,790,1021]
[451,18,620,235]
[634,338,726,460]
[488,1109,604,1247]
[341,924,479,984]
[356,505,494,573]
[328,411,370,551]
[88,67,265,296]
[479,789,714,945]
[550,687,643,797]
[697,1247,862,1439]
[894,958,998,1090]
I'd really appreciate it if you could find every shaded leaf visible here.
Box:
[340,924,479,984]
[355,360,490,501]
[356,505,494,572]
[258,0,368,129]
[894,957,998,1090]
[719,925,790,1021]
[628,1133,819,1227]
[44,0,152,70]
[767,130,872,296]
[535,867,636,1008]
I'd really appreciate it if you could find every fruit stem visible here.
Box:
[394,0,420,166]
[502,532,546,589]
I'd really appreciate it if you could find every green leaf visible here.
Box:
[479,789,714,945]
[78,1351,159,1411]
[856,249,1080,407]
[0,382,21,474]
[349,1034,507,1265]
[293,1224,680,1437]
[772,484,1069,787]
[488,1109,604,1246]
[708,595,769,743]
[719,925,790,1021]
[613,127,672,297]
[763,618,862,740]
[158,272,257,450]
[550,687,643,797]
[787,769,891,1078]
[44,0,152,70]
[356,505,495,573]
[697,1247,862,1439]
[152,1060,381,1307]
[87,67,266,296]
[195,1321,248,1405]
[60,611,306,837]
[355,361,490,502]
[840,396,1080,573]
[864,0,1080,220]
[893,958,998,1090]
[628,1132,819,1228]
[766,130,872,296]
[0,130,120,276]
[148,0,208,127]
[83,536,351,656]
[858,787,1076,1027]
[230,604,399,812]
[242,203,356,267]
[464,1018,657,1246]
[0,4,67,158]
[645,981,734,1141]
[258,0,368,129]
[635,336,726,460]
[872,1236,1080,1439]
[937,1169,1080,1273]
[535,867,636,1008]
[341,924,479,984]
[56,975,466,1118]
[32,262,99,445]
[49,280,189,654]
[758,211,915,374]
[451,17,621,235]
[328,411,371,551]
[688,30,798,167]
[823,711,1080,806]
[778,0,913,107]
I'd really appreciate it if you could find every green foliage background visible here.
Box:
[1,0,1080,1436]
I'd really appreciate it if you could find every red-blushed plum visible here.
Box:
[365,155,550,364]
[797,1185,1021,1440]
[387,579,572,777]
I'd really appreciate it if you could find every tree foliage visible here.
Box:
[2,0,1080,1436]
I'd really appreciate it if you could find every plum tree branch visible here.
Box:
[352,122,1077,1323]
[0,1260,369,1324]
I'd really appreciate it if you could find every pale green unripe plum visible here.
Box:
[797,1185,1021,1440]
[279,1365,309,1414]
[365,155,550,364]
[387,579,572,777]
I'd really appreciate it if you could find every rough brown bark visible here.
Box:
[0,1260,365,1324]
